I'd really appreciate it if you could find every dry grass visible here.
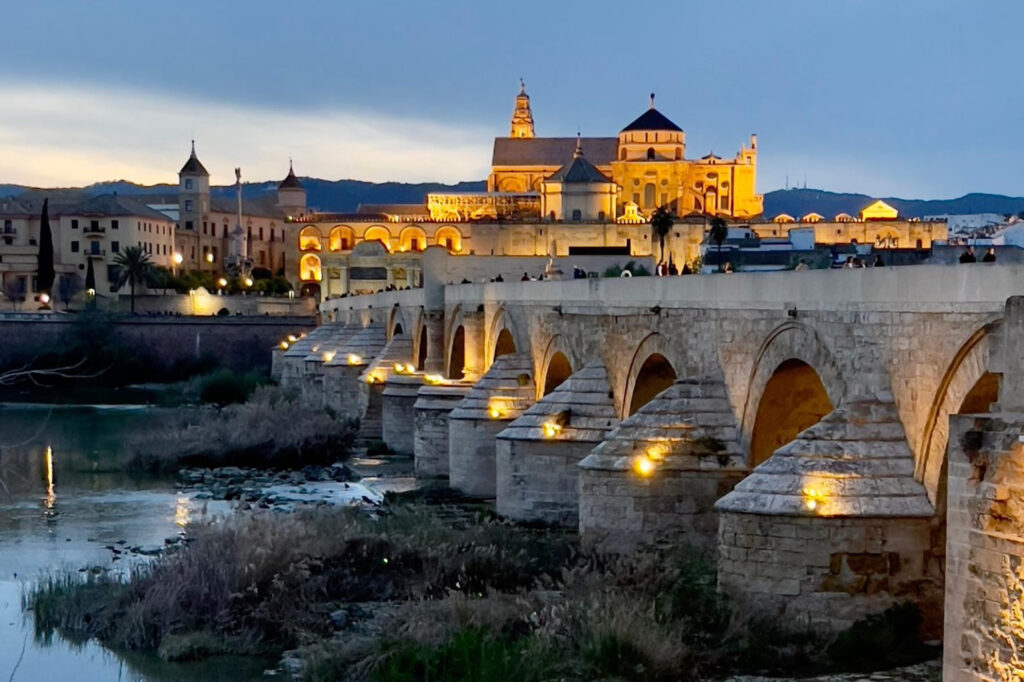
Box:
[125,385,357,471]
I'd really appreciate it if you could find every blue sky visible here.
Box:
[0,0,1019,197]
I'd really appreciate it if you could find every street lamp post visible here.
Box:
[172,252,183,277]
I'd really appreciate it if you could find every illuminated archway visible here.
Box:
[447,325,465,380]
[749,359,833,466]
[627,353,677,416]
[494,329,516,360]
[363,226,392,251]
[544,352,572,395]
[400,226,427,252]
[299,254,322,282]
[329,226,355,252]
[434,226,462,253]
[298,226,322,251]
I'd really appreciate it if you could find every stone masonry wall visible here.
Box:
[944,413,1024,682]
[580,468,745,552]
[717,512,941,633]
[495,439,596,526]
[382,381,420,455]
[448,417,508,497]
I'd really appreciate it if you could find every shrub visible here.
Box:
[197,368,266,406]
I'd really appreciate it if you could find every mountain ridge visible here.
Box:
[3,180,1024,219]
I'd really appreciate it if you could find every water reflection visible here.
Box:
[174,495,191,530]
[44,445,56,514]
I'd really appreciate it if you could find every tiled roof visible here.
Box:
[278,163,303,190]
[282,325,335,358]
[621,107,682,133]
[547,153,612,184]
[449,353,535,421]
[492,137,616,167]
[64,194,173,221]
[497,360,618,442]
[325,325,388,367]
[715,400,933,517]
[179,145,209,176]
[579,371,745,472]
[359,335,413,383]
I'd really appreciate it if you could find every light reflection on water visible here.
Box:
[0,404,268,682]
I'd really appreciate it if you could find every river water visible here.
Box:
[0,404,271,682]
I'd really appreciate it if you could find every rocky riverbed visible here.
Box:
[719,659,941,682]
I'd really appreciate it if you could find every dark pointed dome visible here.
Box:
[278,161,303,190]
[179,141,209,176]
[621,95,682,132]
[548,136,611,184]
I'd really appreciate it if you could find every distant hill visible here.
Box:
[3,180,1024,220]
[0,179,487,213]
[762,188,1024,220]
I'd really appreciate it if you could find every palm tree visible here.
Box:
[650,206,674,264]
[113,246,152,314]
[709,216,729,272]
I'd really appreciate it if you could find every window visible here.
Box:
[270,228,275,241]
[185,178,193,190]
[598,211,606,221]
[3,220,11,233]
[660,193,667,206]
[643,183,655,207]
[259,227,264,240]
[185,200,193,211]
[185,221,193,230]
[646,147,655,160]
[111,220,118,229]
[571,209,582,221]
[259,250,266,264]
[71,240,79,252]
[202,221,207,234]
[71,219,78,229]
[191,247,195,259]
[112,241,119,252]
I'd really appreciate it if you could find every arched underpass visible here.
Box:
[493,328,516,361]
[749,359,833,466]
[447,325,465,380]
[627,353,677,416]
[543,352,572,395]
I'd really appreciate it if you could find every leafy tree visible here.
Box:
[709,216,729,272]
[650,206,674,263]
[37,199,55,297]
[57,273,83,310]
[146,266,173,295]
[112,246,153,314]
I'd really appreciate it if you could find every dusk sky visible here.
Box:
[0,1,1019,198]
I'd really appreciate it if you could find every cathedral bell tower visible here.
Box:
[509,79,535,138]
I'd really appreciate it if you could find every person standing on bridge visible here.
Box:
[959,247,977,263]
[983,248,996,263]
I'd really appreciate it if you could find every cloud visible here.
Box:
[0,80,493,187]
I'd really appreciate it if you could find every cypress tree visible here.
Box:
[37,198,55,295]
[85,257,96,291]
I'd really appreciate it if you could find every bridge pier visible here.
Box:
[322,325,387,435]
[495,361,618,527]
[424,310,445,374]
[279,326,333,391]
[578,372,747,551]
[449,353,536,497]
[414,381,473,478]
[715,398,941,633]
[382,373,423,455]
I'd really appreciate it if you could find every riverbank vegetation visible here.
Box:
[29,502,936,682]
[125,385,356,472]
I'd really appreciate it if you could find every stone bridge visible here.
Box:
[274,264,1024,681]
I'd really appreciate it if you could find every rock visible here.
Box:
[329,609,349,628]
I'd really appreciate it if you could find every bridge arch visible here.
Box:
[414,310,428,371]
[386,305,408,342]
[445,306,466,380]
[741,322,846,465]
[537,335,574,398]
[486,307,521,368]
[917,320,1001,506]
[621,332,678,417]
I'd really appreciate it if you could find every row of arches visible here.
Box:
[298,225,463,254]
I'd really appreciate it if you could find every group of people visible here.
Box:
[654,262,697,276]
[958,247,997,263]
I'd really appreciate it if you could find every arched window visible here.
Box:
[400,226,427,252]
[298,226,321,251]
[620,148,627,161]
[329,226,354,252]
[646,147,655,160]
[675,147,682,160]
[643,183,655,208]
[363,226,392,250]
[299,253,322,282]
[571,209,582,221]
[434,226,462,253]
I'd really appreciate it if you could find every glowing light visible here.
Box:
[173,252,183,265]
[322,350,336,363]
[205,252,214,263]
[424,374,444,385]
[287,335,298,343]
[542,421,561,438]
[217,277,228,288]
[174,496,191,528]
[487,398,510,420]
[44,446,55,510]
[802,486,828,513]
[86,288,96,297]
[243,277,254,287]
[279,341,289,350]
[632,455,655,477]
[394,362,406,374]
[39,293,50,304]
[645,441,669,461]
[365,372,384,384]
[347,353,362,365]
